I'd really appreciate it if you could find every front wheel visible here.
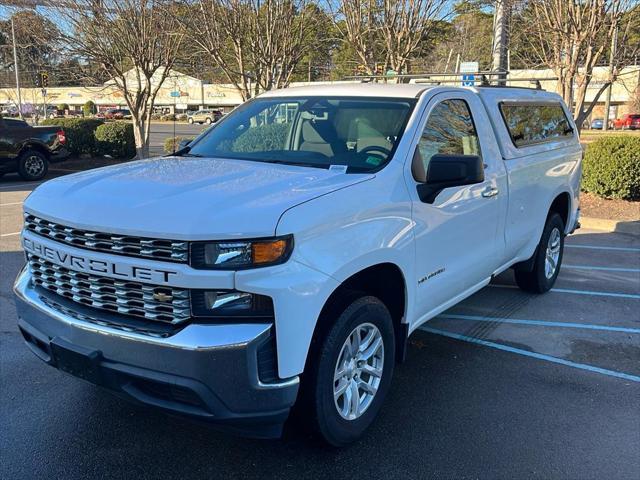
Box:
[308,296,395,446]
[515,213,565,293]
[17,149,49,181]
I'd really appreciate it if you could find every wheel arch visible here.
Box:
[515,190,572,273]
[308,262,409,367]
[548,191,571,229]
[20,142,51,160]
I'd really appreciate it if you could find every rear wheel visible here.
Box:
[188,117,194,124]
[514,213,565,293]
[307,296,395,446]
[205,117,212,125]
[17,149,48,181]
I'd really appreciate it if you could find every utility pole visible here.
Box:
[602,25,618,131]
[491,0,510,86]
[11,17,23,119]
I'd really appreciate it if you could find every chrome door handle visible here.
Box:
[482,186,499,198]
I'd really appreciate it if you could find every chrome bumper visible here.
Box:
[13,266,299,438]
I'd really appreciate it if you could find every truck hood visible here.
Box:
[24,157,373,239]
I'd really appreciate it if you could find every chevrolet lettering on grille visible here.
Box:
[23,236,178,284]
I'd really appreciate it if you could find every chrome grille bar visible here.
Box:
[24,213,188,263]
[28,253,191,324]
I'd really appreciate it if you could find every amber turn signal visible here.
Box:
[252,239,288,264]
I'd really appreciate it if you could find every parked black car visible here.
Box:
[0,117,70,180]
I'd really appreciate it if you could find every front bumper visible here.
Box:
[13,267,299,438]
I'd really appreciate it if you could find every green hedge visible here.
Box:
[582,136,640,200]
[41,118,103,155]
[95,122,136,159]
[164,136,195,154]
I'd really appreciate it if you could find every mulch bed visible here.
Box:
[580,192,640,222]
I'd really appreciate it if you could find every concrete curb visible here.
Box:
[580,216,640,235]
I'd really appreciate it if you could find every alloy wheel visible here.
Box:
[545,227,561,279]
[333,323,384,420]
[24,155,45,178]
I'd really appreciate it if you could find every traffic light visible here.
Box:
[35,74,41,88]
[41,72,49,88]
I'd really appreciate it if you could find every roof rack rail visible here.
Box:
[342,71,558,91]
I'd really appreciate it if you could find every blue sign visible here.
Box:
[170,91,181,98]
[461,74,475,87]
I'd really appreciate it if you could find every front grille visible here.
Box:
[24,213,188,263]
[28,253,191,324]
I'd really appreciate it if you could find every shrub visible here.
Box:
[160,113,176,122]
[582,136,640,200]
[41,118,104,155]
[164,136,195,154]
[57,103,69,112]
[95,121,136,159]
[83,100,96,117]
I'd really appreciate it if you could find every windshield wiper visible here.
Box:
[257,159,329,169]
[171,144,204,157]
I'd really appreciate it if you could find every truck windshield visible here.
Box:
[185,96,415,172]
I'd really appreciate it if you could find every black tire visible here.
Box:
[307,295,395,446]
[514,212,565,293]
[205,117,212,125]
[188,117,194,124]
[17,149,49,181]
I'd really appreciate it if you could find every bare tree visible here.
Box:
[48,0,184,158]
[523,0,639,129]
[180,0,315,100]
[335,0,448,76]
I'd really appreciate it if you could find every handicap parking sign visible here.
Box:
[462,74,475,87]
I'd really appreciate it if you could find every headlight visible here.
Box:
[191,290,274,319]
[190,235,293,269]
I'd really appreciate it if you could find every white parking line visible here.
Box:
[566,244,640,253]
[563,264,640,273]
[0,232,21,237]
[420,326,640,383]
[0,182,41,190]
[0,201,24,207]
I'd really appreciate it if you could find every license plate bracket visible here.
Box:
[50,338,103,385]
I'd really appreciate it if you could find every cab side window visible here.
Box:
[416,99,482,178]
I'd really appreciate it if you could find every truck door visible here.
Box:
[407,91,507,322]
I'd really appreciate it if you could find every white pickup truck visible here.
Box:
[14,84,581,446]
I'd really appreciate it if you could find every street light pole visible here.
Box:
[491,0,510,86]
[11,17,24,119]
[602,25,618,131]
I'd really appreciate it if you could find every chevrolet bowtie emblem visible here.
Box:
[153,291,173,302]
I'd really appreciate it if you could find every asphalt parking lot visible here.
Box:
[1,166,639,479]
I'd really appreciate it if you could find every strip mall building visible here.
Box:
[1,66,638,121]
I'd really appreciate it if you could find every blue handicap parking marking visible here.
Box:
[420,326,640,383]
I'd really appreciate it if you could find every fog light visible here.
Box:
[192,290,274,319]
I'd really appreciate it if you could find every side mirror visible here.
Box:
[178,139,191,150]
[417,154,484,204]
